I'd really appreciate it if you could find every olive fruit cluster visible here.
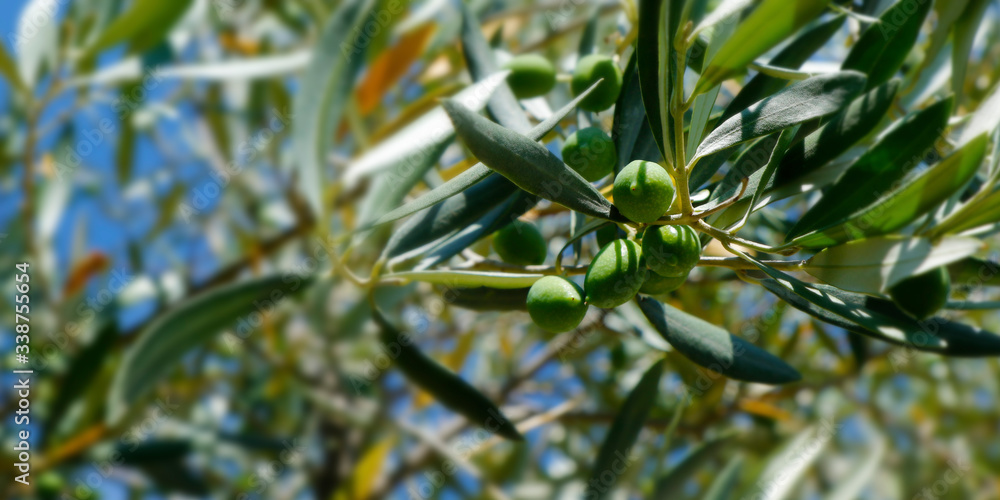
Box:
[524,223,702,333]
[504,52,623,112]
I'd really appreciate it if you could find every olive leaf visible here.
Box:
[442,99,624,221]
[365,79,604,230]
[458,0,531,133]
[803,236,981,295]
[373,311,522,441]
[791,134,988,248]
[585,360,663,500]
[636,0,678,159]
[108,274,314,423]
[692,0,830,96]
[292,0,376,216]
[693,71,866,161]
[637,296,801,384]
[842,0,932,90]
[718,14,846,123]
[786,97,953,240]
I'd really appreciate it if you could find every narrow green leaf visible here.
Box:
[442,100,623,221]
[637,0,666,158]
[751,422,835,500]
[384,175,520,260]
[374,312,522,441]
[693,0,830,95]
[613,51,663,173]
[792,134,988,248]
[353,72,510,225]
[46,308,120,436]
[825,433,885,500]
[841,0,932,90]
[292,0,376,217]
[637,296,801,384]
[761,277,1000,356]
[776,79,899,183]
[79,0,194,65]
[958,80,1000,147]
[703,454,744,500]
[108,274,313,423]
[705,126,799,213]
[365,79,603,229]
[693,71,866,161]
[585,360,664,500]
[803,236,981,295]
[718,14,846,123]
[404,191,541,271]
[786,97,953,240]
[653,436,732,498]
[928,187,1000,237]
[0,38,27,93]
[384,270,545,289]
[458,1,531,133]
[952,0,991,104]
[690,0,753,40]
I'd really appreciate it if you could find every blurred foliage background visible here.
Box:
[2,0,1000,499]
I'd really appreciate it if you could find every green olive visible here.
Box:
[493,220,547,266]
[642,224,701,277]
[562,127,617,181]
[585,239,645,308]
[639,270,686,295]
[571,54,624,112]
[888,267,950,320]
[503,54,556,99]
[612,160,676,223]
[527,276,589,332]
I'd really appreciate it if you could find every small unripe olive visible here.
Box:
[527,276,589,332]
[493,220,547,265]
[888,267,950,320]
[584,239,645,308]
[639,270,686,295]
[571,54,623,112]
[562,127,617,181]
[642,224,701,277]
[503,54,556,99]
[613,160,676,223]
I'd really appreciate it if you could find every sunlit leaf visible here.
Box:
[803,236,981,295]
